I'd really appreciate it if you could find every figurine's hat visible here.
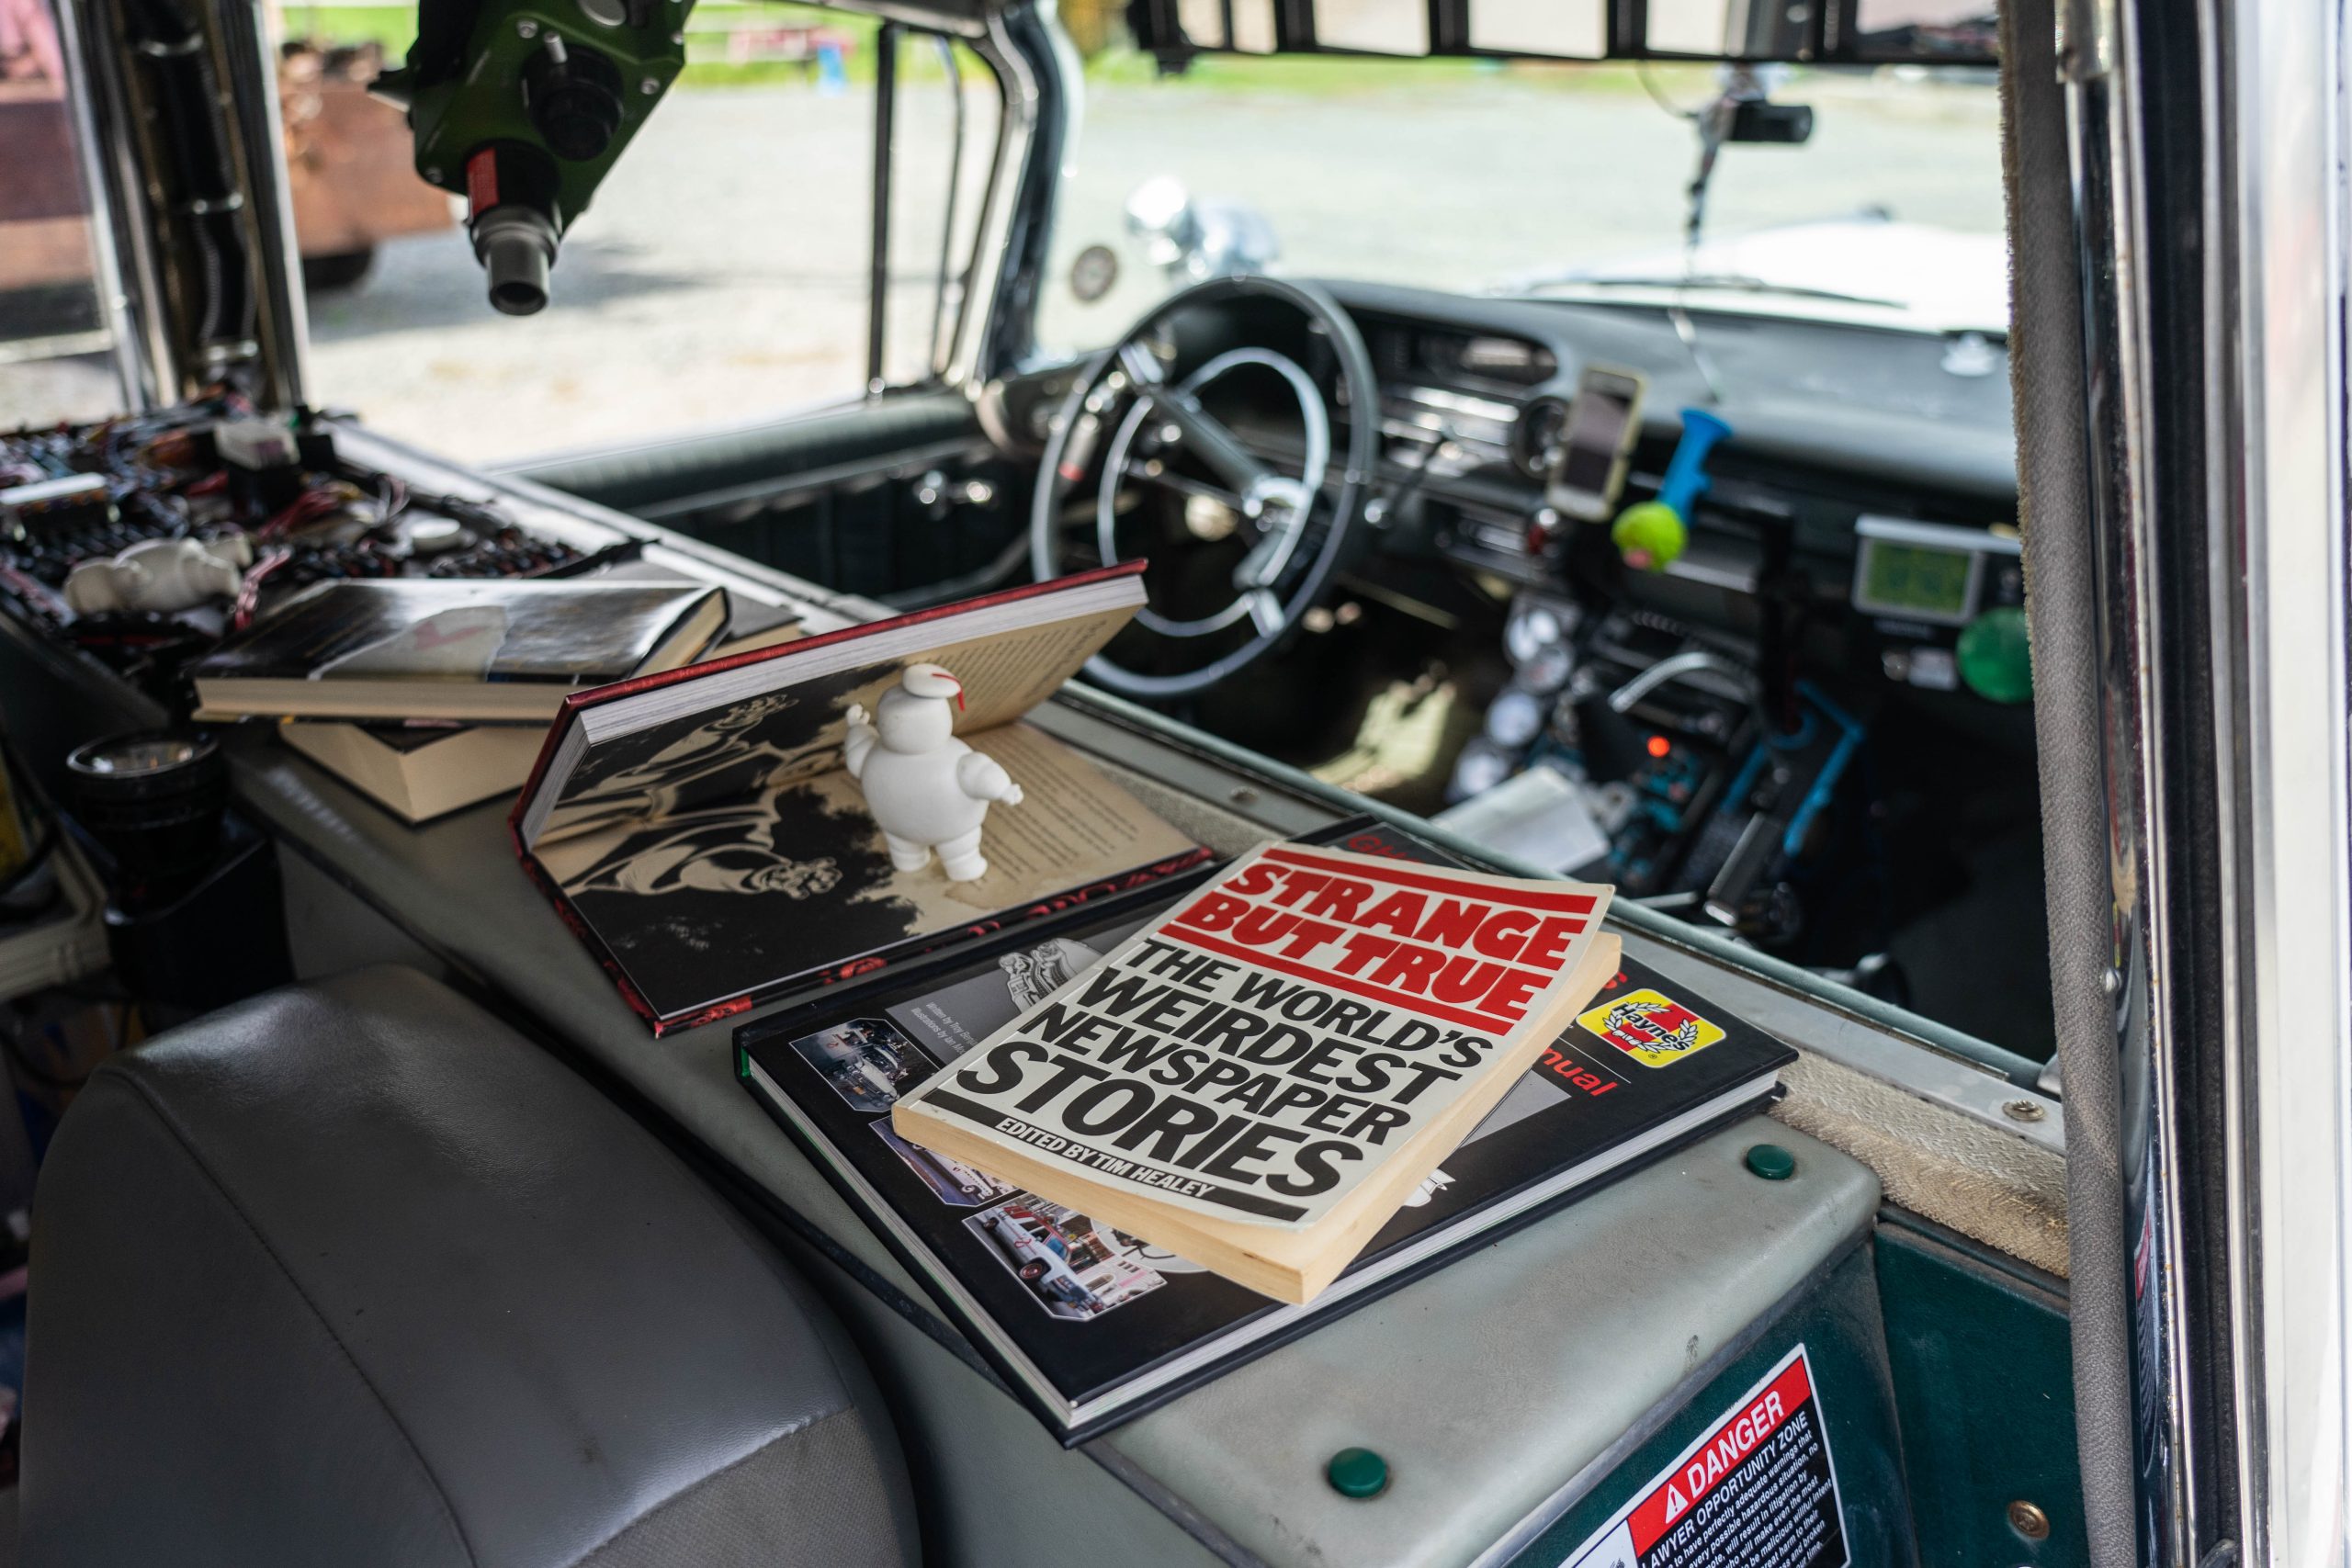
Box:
[899,661,965,710]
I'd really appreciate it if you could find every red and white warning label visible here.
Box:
[1557,1345,1847,1568]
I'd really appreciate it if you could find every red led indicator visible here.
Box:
[1645,735,1672,759]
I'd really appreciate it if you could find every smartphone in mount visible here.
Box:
[1546,366,1648,523]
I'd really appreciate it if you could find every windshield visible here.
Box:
[1036,55,2007,350]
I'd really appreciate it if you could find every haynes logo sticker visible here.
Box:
[1577,989,1725,1067]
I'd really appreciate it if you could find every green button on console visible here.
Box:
[1745,1143,1796,1180]
[1327,1447,1389,1498]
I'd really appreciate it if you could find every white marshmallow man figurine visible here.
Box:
[843,662,1024,882]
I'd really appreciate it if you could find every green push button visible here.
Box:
[1327,1447,1389,1498]
[1745,1143,1796,1180]
[1957,604,2033,705]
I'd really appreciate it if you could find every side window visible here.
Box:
[301,9,999,465]
[879,30,1003,390]
[0,0,125,428]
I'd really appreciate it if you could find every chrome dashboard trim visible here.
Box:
[1387,383,1524,426]
[1853,513,2026,554]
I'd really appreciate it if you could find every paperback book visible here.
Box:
[736,820,1795,1440]
[891,840,1622,1303]
[513,564,1207,1033]
[279,721,547,824]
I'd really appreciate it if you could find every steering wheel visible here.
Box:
[1029,275,1381,700]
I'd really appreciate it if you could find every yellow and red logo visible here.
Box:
[1577,988,1725,1067]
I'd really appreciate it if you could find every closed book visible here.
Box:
[736,818,1795,1442]
[279,721,547,824]
[191,579,727,722]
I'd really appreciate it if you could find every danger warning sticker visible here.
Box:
[1556,1345,1847,1568]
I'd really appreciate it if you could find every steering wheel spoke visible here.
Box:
[1120,458,1247,513]
[1241,588,1286,638]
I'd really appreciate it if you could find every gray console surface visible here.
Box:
[227,718,1878,1568]
[74,429,1889,1568]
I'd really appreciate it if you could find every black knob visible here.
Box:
[522,37,623,163]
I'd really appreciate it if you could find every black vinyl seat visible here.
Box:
[20,965,917,1568]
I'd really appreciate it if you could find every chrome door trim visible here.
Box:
[2213,0,2352,1553]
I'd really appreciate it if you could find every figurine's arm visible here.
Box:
[842,704,878,780]
[955,751,1023,806]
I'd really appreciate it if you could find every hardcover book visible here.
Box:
[891,840,1623,1303]
[191,578,727,722]
[512,564,1207,1033]
[736,820,1795,1440]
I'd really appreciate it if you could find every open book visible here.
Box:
[512,564,1208,1033]
[891,840,1623,1303]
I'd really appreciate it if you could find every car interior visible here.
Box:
[0,0,2312,1554]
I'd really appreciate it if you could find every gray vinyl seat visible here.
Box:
[19,965,918,1568]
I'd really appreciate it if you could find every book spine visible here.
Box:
[513,848,664,1030]
[508,700,580,849]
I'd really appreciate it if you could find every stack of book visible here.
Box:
[192,575,797,823]
[737,819,1797,1439]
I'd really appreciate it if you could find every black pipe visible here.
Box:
[865,22,899,393]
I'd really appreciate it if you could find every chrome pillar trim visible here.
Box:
[945,5,1051,388]
[51,0,162,408]
[62,0,179,403]
[2213,0,2352,1552]
[209,0,309,407]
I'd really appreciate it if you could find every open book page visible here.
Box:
[533,604,1135,847]
[531,722,1196,1023]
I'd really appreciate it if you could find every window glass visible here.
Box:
[1037,53,2006,354]
[300,5,998,465]
[881,31,1004,389]
[0,0,123,428]
[1033,34,2041,1063]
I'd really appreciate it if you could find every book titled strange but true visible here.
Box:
[891,840,1630,1303]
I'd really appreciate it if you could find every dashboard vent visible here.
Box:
[1456,335,1558,387]
[1364,321,1556,390]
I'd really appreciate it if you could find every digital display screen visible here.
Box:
[1858,539,1976,618]
[1553,384,1635,500]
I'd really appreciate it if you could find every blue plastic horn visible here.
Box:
[1657,407,1733,518]
[1610,408,1733,571]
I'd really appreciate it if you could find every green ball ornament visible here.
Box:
[1611,501,1689,572]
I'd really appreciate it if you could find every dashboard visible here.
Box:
[1057,277,2037,1020]
[1146,278,2024,694]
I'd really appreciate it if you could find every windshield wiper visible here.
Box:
[1498,271,1907,311]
